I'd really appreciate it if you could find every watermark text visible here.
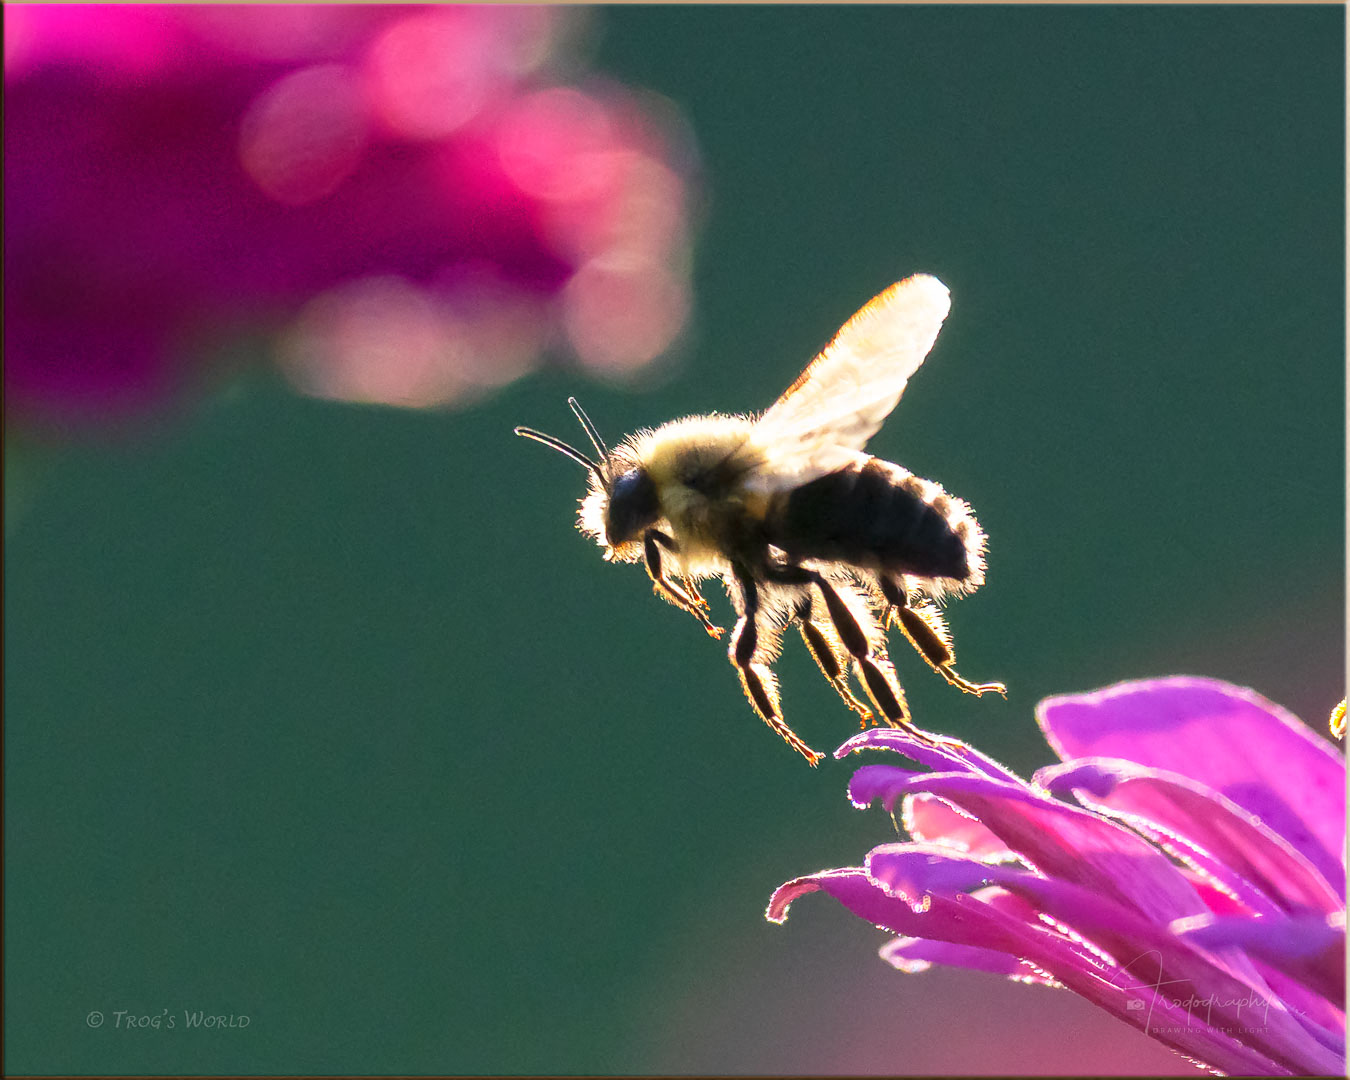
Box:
[85,1009,251,1031]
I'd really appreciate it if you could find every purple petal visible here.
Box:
[863,842,1036,912]
[770,862,1289,1074]
[864,769,1212,927]
[865,849,1343,1076]
[880,885,1064,983]
[834,727,1025,785]
[879,935,1061,984]
[1172,912,1346,1011]
[771,860,1100,981]
[1039,759,1345,915]
[766,869,853,925]
[1038,678,1346,891]
[902,793,1019,861]
[847,766,967,814]
[1248,962,1348,1057]
[1181,870,1257,917]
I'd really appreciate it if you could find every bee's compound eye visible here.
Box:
[605,467,660,546]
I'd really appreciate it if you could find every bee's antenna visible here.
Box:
[513,426,602,478]
[568,397,609,462]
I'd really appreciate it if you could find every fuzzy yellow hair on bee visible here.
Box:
[515,274,1004,766]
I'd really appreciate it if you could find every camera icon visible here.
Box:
[1126,999,1145,1011]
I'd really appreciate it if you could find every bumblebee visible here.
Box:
[515,274,1003,765]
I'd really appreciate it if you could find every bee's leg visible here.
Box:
[768,566,917,734]
[793,598,874,726]
[643,530,723,639]
[728,570,823,766]
[880,578,1006,697]
[682,574,708,608]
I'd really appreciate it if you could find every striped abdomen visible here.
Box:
[765,458,979,583]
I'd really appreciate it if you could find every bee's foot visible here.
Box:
[938,663,1007,699]
[906,725,959,749]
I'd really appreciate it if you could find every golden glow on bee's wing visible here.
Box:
[749,273,952,487]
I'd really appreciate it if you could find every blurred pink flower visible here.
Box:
[4,6,696,435]
[768,678,1346,1076]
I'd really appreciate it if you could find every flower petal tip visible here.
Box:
[765,876,822,924]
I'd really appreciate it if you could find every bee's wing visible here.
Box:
[747,274,951,486]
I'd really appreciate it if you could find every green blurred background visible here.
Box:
[6,6,1343,1075]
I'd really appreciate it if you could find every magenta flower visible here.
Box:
[768,678,1346,1076]
[5,6,695,434]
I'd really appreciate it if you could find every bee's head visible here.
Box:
[514,399,658,559]
[601,464,660,548]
